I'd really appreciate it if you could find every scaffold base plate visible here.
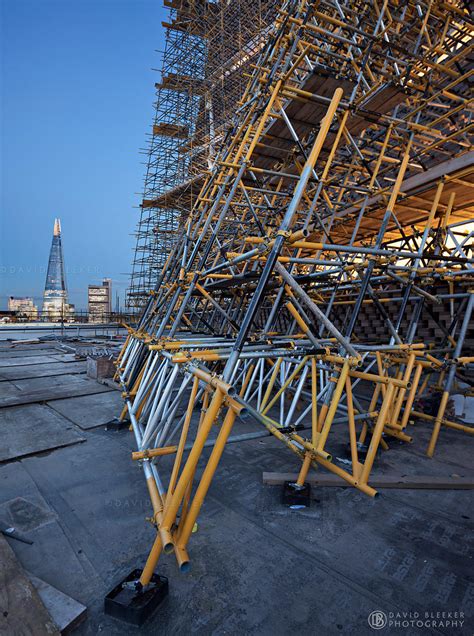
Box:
[104,569,168,625]
[105,417,130,431]
[282,481,311,507]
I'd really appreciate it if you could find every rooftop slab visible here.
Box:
[0,339,472,634]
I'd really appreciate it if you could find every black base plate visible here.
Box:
[104,569,169,626]
[345,441,370,460]
[282,481,311,507]
[105,417,130,431]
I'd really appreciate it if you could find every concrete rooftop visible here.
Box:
[0,336,472,635]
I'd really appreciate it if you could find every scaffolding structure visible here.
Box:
[116,0,473,597]
[127,3,206,307]
[127,0,275,308]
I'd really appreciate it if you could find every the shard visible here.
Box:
[42,218,70,320]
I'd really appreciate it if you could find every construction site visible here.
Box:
[1,0,473,633]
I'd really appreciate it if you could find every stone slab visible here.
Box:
[0,379,112,408]
[47,391,124,429]
[0,355,63,367]
[0,404,86,462]
[0,361,86,381]
[29,573,87,634]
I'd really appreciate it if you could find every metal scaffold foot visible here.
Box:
[105,417,130,432]
[104,569,169,626]
[282,481,311,508]
[345,441,370,461]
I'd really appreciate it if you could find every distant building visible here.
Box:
[102,278,112,315]
[8,297,38,320]
[88,279,113,323]
[42,218,74,321]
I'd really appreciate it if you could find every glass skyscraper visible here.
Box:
[42,218,70,320]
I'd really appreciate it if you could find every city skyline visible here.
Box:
[0,0,167,311]
[5,216,123,313]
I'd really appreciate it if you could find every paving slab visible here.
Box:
[0,342,59,351]
[0,361,86,381]
[0,404,86,462]
[29,573,88,634]
[0,380,22,398]
[0,354,65,367]
[0,374,101,401]
[13,374,93,393]
[0,378,112,408]
[47,391,124,429]
[0,348,64,359]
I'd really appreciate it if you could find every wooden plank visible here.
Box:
[335,151,474,221]
[262,472,474,490]
[28,573,87,635]
[0,534,60,635]
[153,122,189,138]
[10,339,42,346]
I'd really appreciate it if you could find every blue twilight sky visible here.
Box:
[0,0,166,310]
